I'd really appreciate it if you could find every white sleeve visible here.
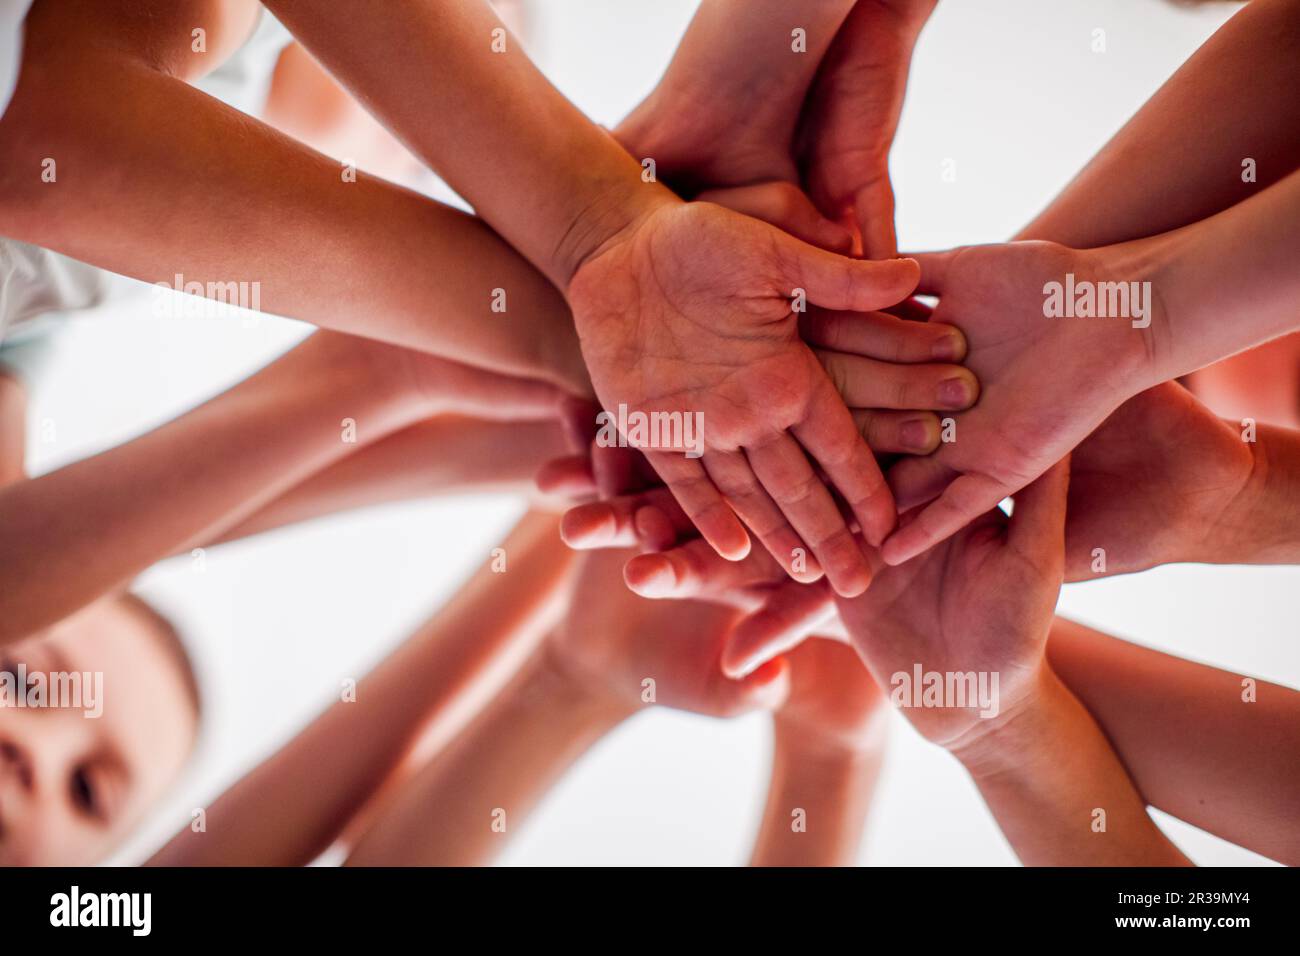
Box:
[0,0,34,119]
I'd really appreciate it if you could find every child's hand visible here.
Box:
[547,549,790,718]
[1066,382,1255,580]
[568,199,923,596]
[827,240,1158,566]
[833,460,1071,750]
[798,0,936,257]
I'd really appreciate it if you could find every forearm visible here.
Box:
[1047,617,1300,865]
[149,512,575,866]
[345,644,631,866]
[1017,0,1300,248]
[749,722,884,866]
[1198,420,1300,567]
[1133,168,1300,381]
[0,334,420,645]
[206,417,569,545]
[264,0,678,287]
[0,4,587,393]
[952,668,1191,867]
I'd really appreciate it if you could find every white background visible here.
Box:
[21,0,1292,866]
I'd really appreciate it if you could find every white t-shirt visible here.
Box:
[0,0,32,119]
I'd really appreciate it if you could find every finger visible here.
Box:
[560,486,687,551]
[702,450,823,583]
[817,351,979,411]
[885,297,934,323]
[590,438,642,498]
[746,431,873,597]
[886,453,960,511]
[712,655,792,715]
[1007,456,1071,559]
[851,409,942,455]
[535,455,597,500]
[853,177,898,261]
[768,229,919,313]
[721,580,836,678]
[801,308,966,362]
[907,249,960,297]
[698,182,854,253]
[559,397,602,452]
[880,471,1010,566]
[624,537,785,602]
[795,374,897,548]
[646,450,751,561]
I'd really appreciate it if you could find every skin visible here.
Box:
[345,548,790,866]
[831,463,1190,866]
[617,0,938,256]
[864,168,1300,565]
[0,330,566,646]
[0,597,197,866]
[260,0,957,593]
[0,0,589,393]
[149,512,573,866]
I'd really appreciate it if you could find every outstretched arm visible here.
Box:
[0,0,588,393]
[1018,0,1300,248]
[0,332,563,646]
[148,512,574,866]
[1048,617,1300,865]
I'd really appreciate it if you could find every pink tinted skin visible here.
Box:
[0,599,197,866]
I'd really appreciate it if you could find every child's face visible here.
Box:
[0,599,197,865]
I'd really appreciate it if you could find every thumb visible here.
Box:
[854,178,898,261]
[1007,457,1071,561]
[906,249,962,298]
[770,228,919,312]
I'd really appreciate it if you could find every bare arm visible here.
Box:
[1048,617,1300,865]
[0,0,587,393]
[343,644,628,867]
[205,416,569,545]
[0,333,441,645]
[1017,0,1300,247]
[148,512,574,866]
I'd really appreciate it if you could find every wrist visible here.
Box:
[946,666,1066,781]
[535,636,640,730]
[553,153,680,289]
[1204,425,1300,564]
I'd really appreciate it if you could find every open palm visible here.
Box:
[568,199,919,596]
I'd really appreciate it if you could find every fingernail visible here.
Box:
[938,376,973,408]
[899,418,935,451]
[629,560,676,597]
[931,332,965,362]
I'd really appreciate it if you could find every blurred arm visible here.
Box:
[1017,0,1300,247]
[344,644,631,866]
[1048,617,1300,865]
[148,512,575,866]
[0,334,430,646]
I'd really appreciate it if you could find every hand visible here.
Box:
[567,198,923,596]
[799,0,937,257]
[1065,382,1255,580]
[548,549,791,718]
[833,460,1070,750]
[832,240,1157,566]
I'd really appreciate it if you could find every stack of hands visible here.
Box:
[3,0,1299,869]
